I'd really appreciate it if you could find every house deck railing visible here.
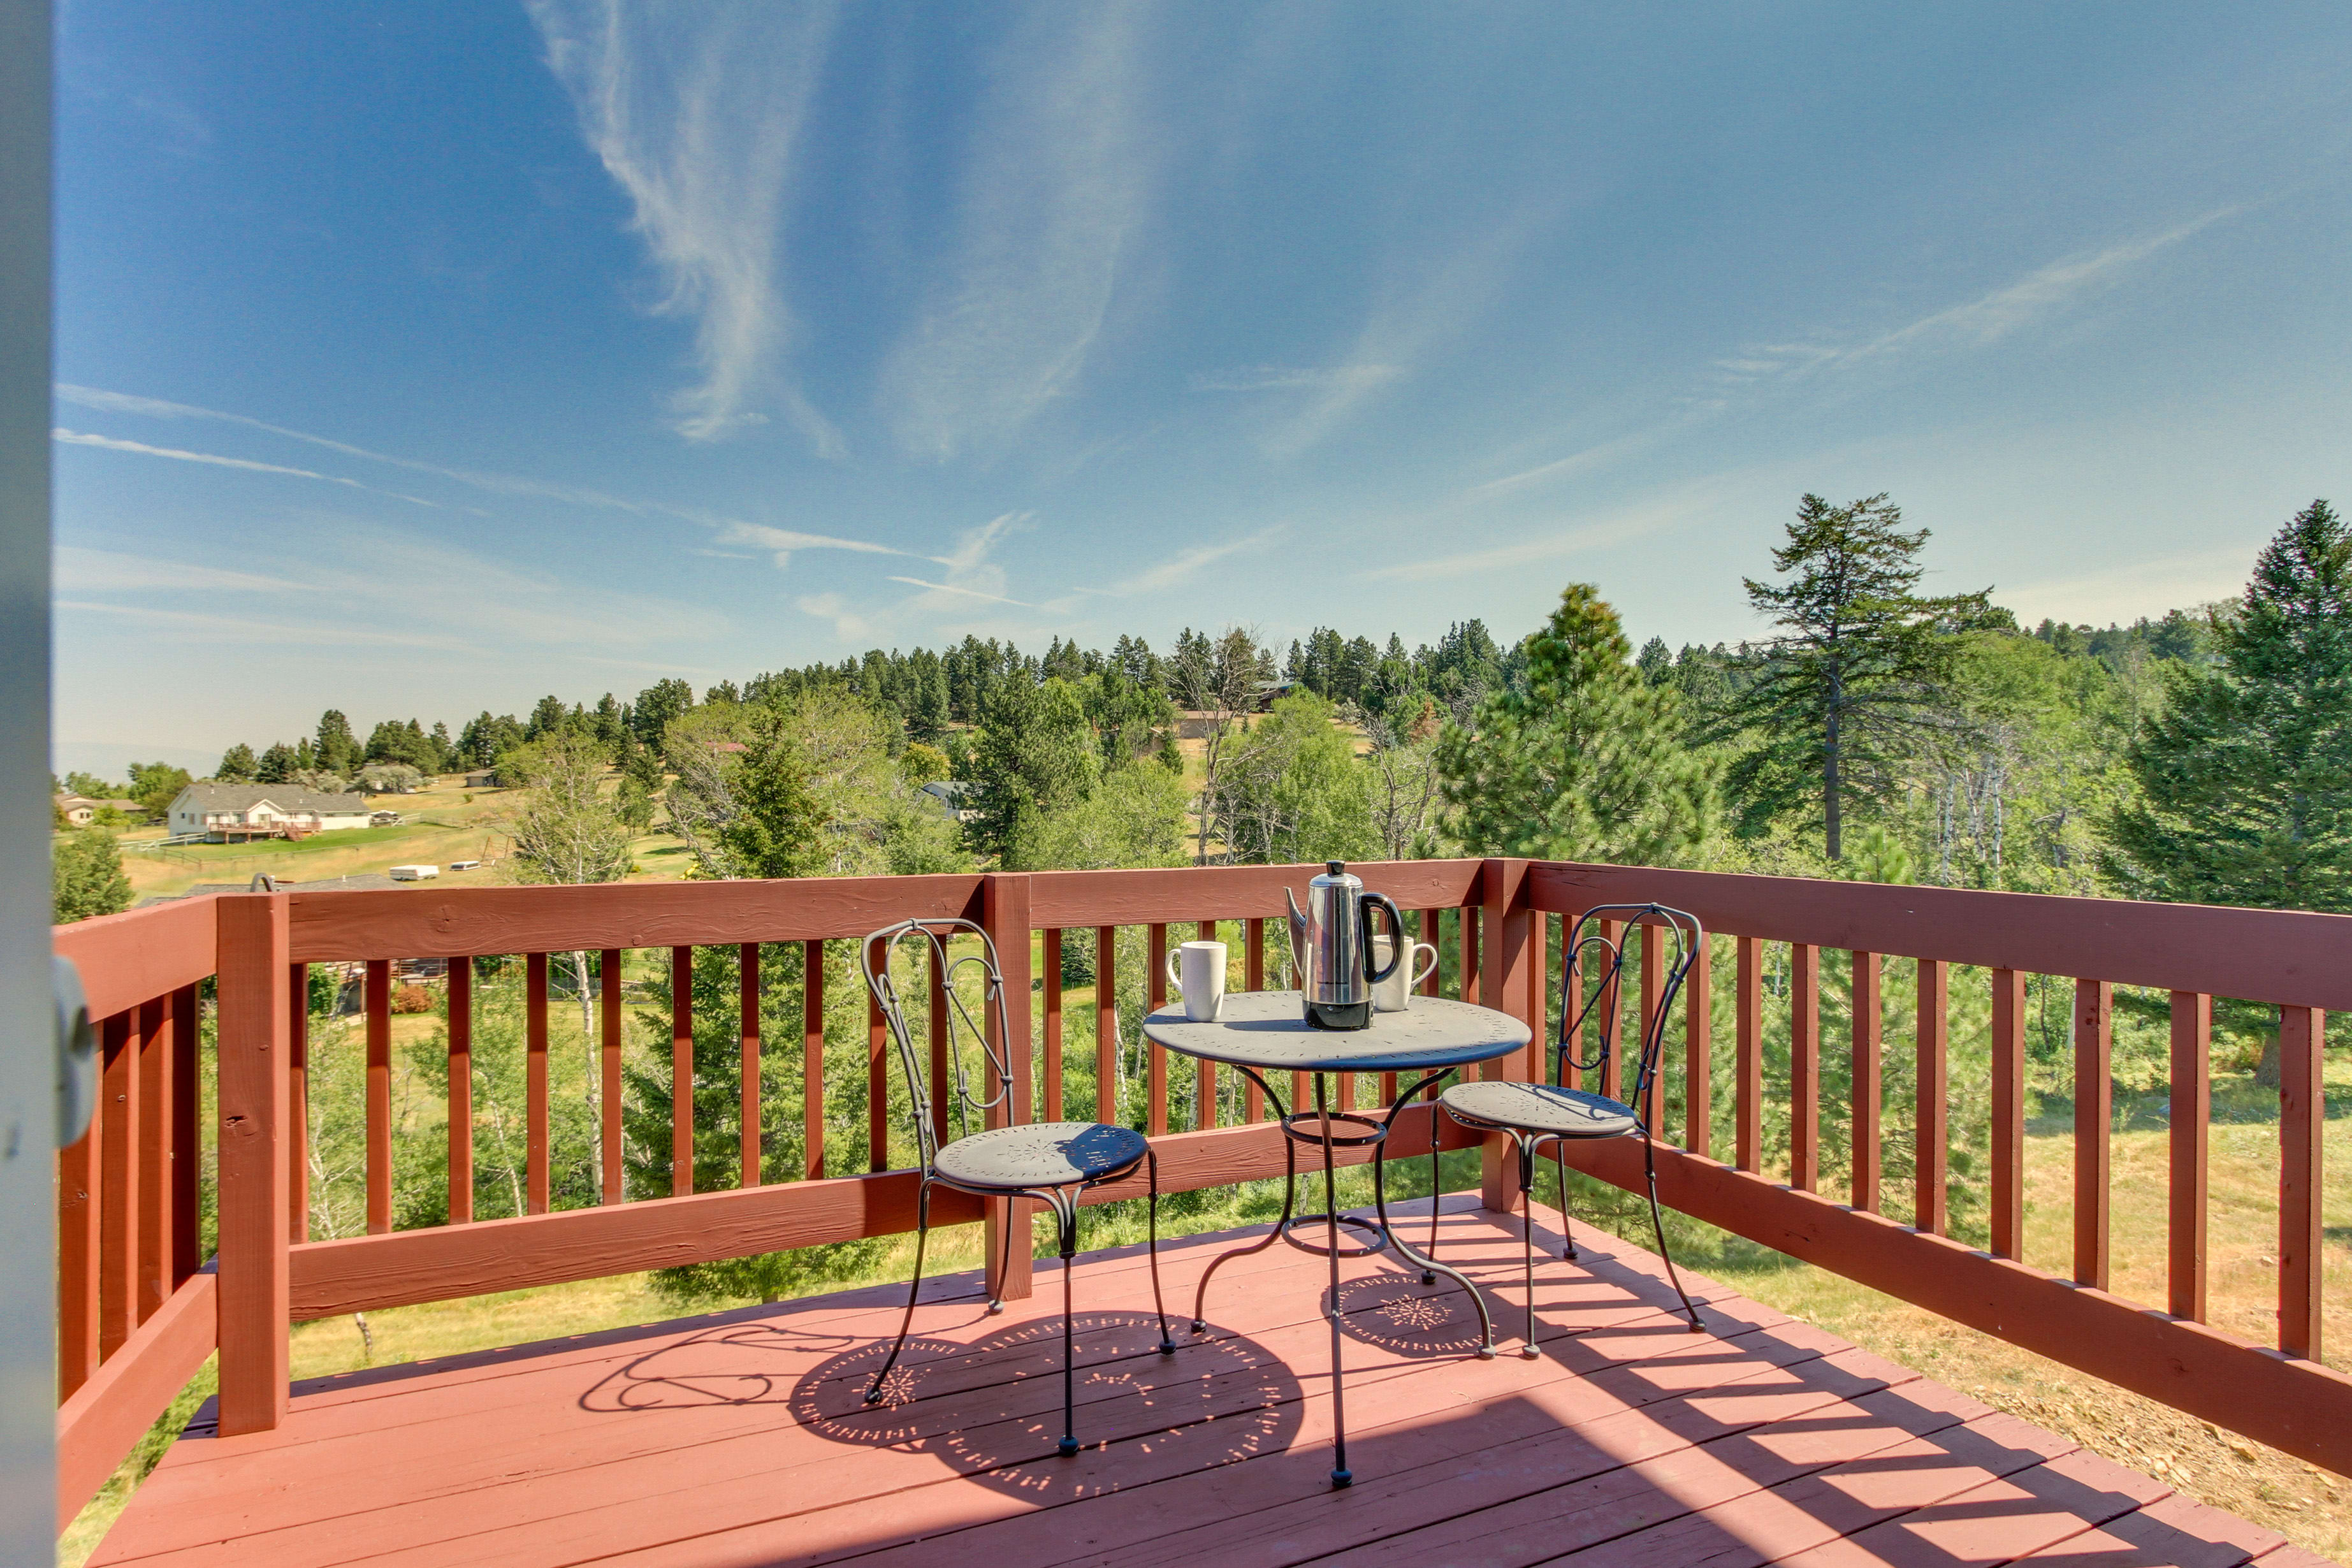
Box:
[49,859,2351,1532]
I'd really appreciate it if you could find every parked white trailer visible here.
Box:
[388,864,440,882]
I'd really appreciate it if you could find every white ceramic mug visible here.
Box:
[1166,940,1227,1022]
[1370,934,1439,1013]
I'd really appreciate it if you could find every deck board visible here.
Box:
[92,1197,2324,1568]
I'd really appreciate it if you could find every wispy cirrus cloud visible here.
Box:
[714,521,917,574]
[1191,365,1405,394]
[1085,528,1281,597]
[52,428,442,507]
[58,383,915,566]
[1716,208,2237,386]
[881,4,1154,461]
[526,0,841,450]
[60,530,720,653]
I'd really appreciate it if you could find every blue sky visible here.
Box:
[52,2,2352,775]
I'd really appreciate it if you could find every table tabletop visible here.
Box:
[1142,990,1530,1074]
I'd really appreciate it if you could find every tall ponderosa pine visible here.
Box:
[1725,493,1989,859]
[1437,584,1718,866]
[2105,500,2352,912]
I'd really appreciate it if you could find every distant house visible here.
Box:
[462,769,497,788]
[167,783,372,843]
[56,794,97,827]
[918,780,977,823]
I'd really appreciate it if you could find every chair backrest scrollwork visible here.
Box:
[861,918,1015,1172]
[1552,903,1704,1129]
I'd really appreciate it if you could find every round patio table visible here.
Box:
[1143,989,1530,1488]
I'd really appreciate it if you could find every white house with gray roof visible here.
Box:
[168,783,372,841]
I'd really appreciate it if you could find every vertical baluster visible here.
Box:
[1196,920,1218,1129]
[2168,990,2210,1321]
[1595,920,1623,1101]
[1735,936,1762,1173]
[1789,945,1819,1192]
[2073,978,2112,1289]
[57,1064,101,1397]
[1095,926,1117,1124]
[1915,960,1949,1235]
[671,945,694,1196]
[1560,915,1580,1092]
[2279,1006,2324,1359]
[366,959,391,1233]
[138,993,178,1318]
[1852,952,1882,1213]
[1638,922,1663,1133]
[867,937,888,1171]
[739,943,762,1189]
[1459,902,1480,1006]
[98,1010,137,1356]
[600,949,622,1204]
[1685,933,1711,1157]
[926,941,950,1147]
[447,956,473,1224]
[1521,910,1547,1089]
[1244,918,1266,1121]
[526,952,550,1216]
[803,941,825,1180]
[171,985,198,1286]
[1420,910,1442,998]
[1043,929,1064,1121]
[1147,923,1169,1136]
[1991,968,2026,1260]
[287,967,310,1244]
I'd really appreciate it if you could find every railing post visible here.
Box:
[2279,1006,2324,1360]
[216,894,290,1436]
[1478,859,1531,1214]
[2167,991,2210,1321]
[983,874,1034,1303]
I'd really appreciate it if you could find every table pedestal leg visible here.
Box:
[1371,1068,1496,1356]
[1315,1074,1349,1488]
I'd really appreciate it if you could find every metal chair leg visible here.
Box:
[1423,1082,1441,1283]
[865,1180,933,1404]
[1057,1197,1080,1456]
[1643,1137,1704,1332]
[986,1196,1018,1315]
[1555,1143,1578,1259]
[1518,1138,1541,1358]
[1146,1148,1174,1353]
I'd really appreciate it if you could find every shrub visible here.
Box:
[389,983,435,1015]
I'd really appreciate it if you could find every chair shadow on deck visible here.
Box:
[577,1302,1305,1503]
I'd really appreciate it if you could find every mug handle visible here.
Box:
[1166,951,1184,996]
[1411,942,1439,989]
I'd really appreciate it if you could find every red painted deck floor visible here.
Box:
[92,1196,2334,1568]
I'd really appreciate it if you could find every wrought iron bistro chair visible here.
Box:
[859,918,1173,1456]
[1439,903,1707,1355]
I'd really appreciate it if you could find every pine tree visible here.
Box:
[216,743,259,781]
[2105,500,2352,913]
[1723,493,1989,859]
[966,678,1098,865]
[314,709,359,776]
[1437,584,1718,866]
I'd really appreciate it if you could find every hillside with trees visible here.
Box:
[61,494,2348,931]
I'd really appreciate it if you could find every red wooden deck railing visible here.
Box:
[48,858,2352,1535]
